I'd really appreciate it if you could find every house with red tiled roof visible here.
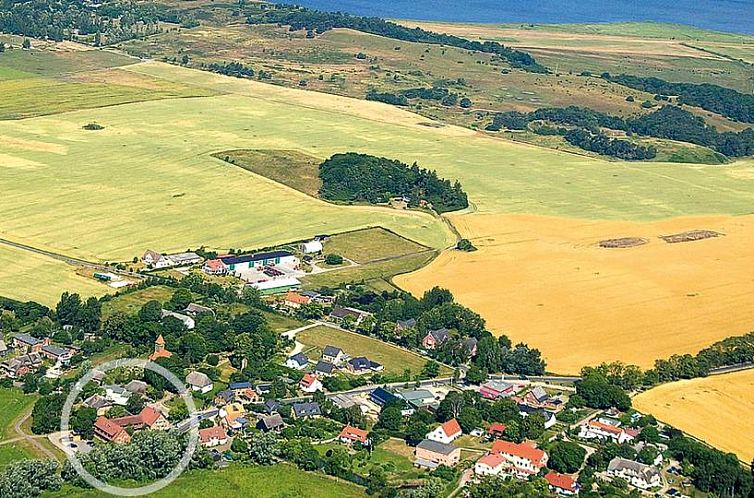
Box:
[148,335,172,361]
[426,418,462,444]
[93,416,131,444]
[579,419,637,444]
[339,425,369,445]
[199,425,229,447]
[202,259,227,275]
[111,406,171,432]
[474,452,507,476]
[283,291,311,309]
[546,471,580,496]
[299,373,323,393]
[490,440,548,478]
[488,423,507,439]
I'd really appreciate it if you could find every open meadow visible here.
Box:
[0,244,109,306]
[43,464,366,498]
[634,369,754,463]
[296,325,452,377]
[396,213,754,373]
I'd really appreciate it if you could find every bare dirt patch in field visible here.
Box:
[598,237,648,248]
[634,369,754,462]
[395,213,754,373]
[660,229,723,244]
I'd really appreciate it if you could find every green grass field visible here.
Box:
[0,388,36,468]
[0,245,110,306]
[101,285,176,318]
[43,464,365,498]
[297,325,451,377]
[323,228,430,264]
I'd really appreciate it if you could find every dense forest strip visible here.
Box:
[246,6,548,73]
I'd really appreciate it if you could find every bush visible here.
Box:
[324,254,344,265]
[456,239,477,252]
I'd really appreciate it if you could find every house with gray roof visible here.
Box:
[322,345,347,364]
[292,402,321,419]
[607,457,662,490]
[257,413,285,432]
[285,353,309,370]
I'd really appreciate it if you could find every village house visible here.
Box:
[487,423,507,439]
[199,425,229,448]
[339,425,369,446]
[489,440,549,478]
[149,335,172,361]
[221,402,248,431]
[426,419,463,444]
[161,310,195,330]
[299,373,323,393]
[522,386,550,407]
[186,371,214,394]
[421,328,450,349]
[229,382,259,403]
[184,303,214,317]
[395,318,417,333]
[40,344,72,364]
[479,379,515,400]
[546,471,580,496]
[607,457,662,490]
[292,402,321,420]
[142,250,171,269]
[346,356,383,375]
[329,307,371,326]
[464,337,479,356]
[474,452,507,476]
[0,337,13,358]
[214,389,235,406]
[84,394,113,416]
[414,439,461,469]
[257,413,285,432]
[124,380,148,395]
[202,259,227,275]
[283,291,311,309]
[314,360,336,377]
[103,385,131,406]
[93,416,131,444]
[13,334,49,354]
[264,400,280,414]
[286,353,309,370]
[579,419,638,444]
[111,406,171,432]
[321,345,347,365]
[518,404,558,429]
[0,353,42,378]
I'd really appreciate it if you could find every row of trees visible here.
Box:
[605,73,754,124]
[318,153,469,213]
[247,5,547,72]
[488,104,754,158]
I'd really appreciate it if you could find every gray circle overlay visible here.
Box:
[61,358,199,496]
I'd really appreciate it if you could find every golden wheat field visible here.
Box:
[395,213,754,374]
[634,369,754,462]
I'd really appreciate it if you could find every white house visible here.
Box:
[322,345,347,365]
[607,457,662,490]
[285,353,309,370]
[161,310,196,330]
[219,251,299,273]
[579,420,638,444]
[199,425,229,448]
[142,250,171,269]
[103,385,131,406]
[186,371,214,394]
[545,471,580,496]
[490,440,548,478]
[299,373,323,393]
[426,419,463,444]
[474,453,506,476]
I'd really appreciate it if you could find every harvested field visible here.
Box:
[598,237,648,248]
[634,369,754,462]
[660,230,723,244]
[396,213,754,373]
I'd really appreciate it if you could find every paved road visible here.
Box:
[708,362,754,376]
[0,237,144,280]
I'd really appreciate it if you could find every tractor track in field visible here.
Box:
[0,237,145,280]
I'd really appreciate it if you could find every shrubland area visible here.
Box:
[1,1,754,497]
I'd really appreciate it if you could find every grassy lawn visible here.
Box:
[296,325,451,377]
[214,149,322,198]
[0,389,36,441]
[0,443,32,469]
[263,310,307,333]
[0,245,110,306]
[323,228,429,264]
[43,463,365,498]
[303,251,437,291]
[454,435,492,452]
[102,286,176,318]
